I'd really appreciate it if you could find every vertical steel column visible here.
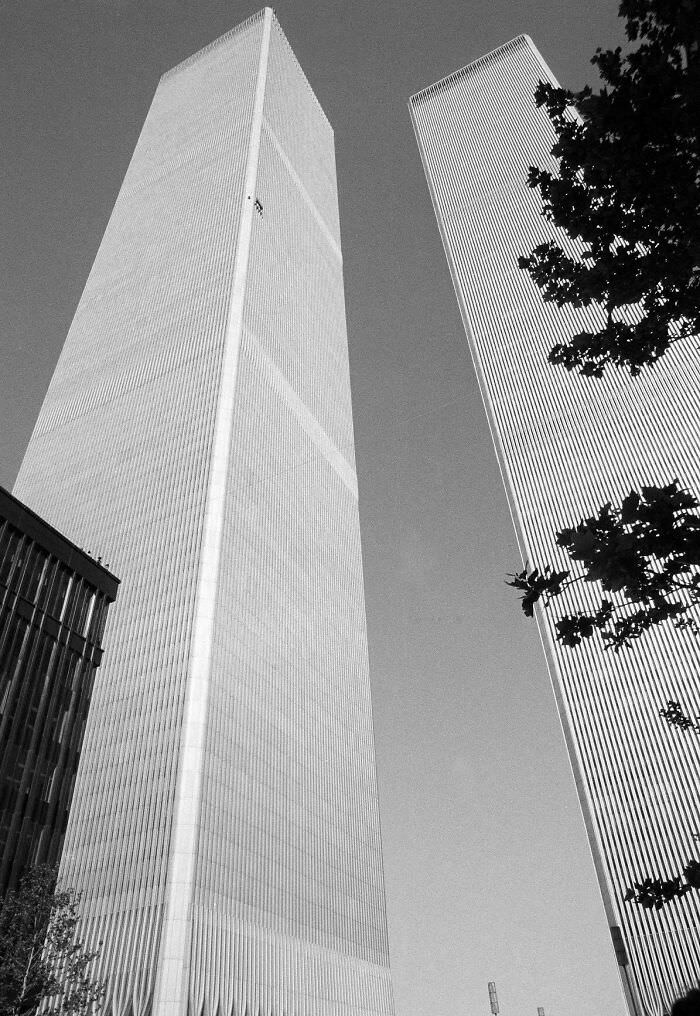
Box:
[152,11,273,1013]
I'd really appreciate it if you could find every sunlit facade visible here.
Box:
[410,35,700,1016]
[14,10,393,1015]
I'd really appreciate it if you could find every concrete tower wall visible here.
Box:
[14,11,393,1016]
[410,35,700,1016]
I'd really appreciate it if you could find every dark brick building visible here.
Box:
[0,486,118,893]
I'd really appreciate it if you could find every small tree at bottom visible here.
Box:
[0,865,105,1016]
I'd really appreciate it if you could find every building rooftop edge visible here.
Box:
[159,7,332,129]
[408,33,546,105]
[160,8,267,81]
[1,486,119,598]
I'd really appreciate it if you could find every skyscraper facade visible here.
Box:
[0,485,118,895]
[410,36,700,1016]
[13,10,393,1016]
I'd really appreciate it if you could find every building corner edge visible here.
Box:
[150,9,274,1014]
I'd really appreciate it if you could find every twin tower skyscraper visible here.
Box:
[15,11,393,1016]
[12,9,699,1016]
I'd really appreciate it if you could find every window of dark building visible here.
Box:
[88,595,109,645]
[45,566,71,619]
[0,615,28,688]
[36,557,57,612]
[20,635,54,751]
[18,547,48,604]
[82,592,97,638]
[0,527,20,587]
[65,580,93,635]
[0,532,25,592]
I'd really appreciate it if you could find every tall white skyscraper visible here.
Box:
[410,35,700,1016]
[14,10,394,1016]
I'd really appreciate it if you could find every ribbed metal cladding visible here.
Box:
[410,35,700,1016]
[13,10,393,1016]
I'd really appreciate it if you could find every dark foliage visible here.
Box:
[619,705,700,911]
[509,0,700,922]
[0,865,104,1016]
[507,480,700,648]
[623,859,700,910]
[659,699,700,733]
[671,988,700,1016]
[519,0,700,377]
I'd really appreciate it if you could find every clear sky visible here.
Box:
[0,2,631,1016]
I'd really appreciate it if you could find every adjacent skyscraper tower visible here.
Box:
[411,36,700,1016]
[14,10,393,1016]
